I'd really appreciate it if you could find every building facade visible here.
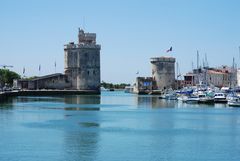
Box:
[183,66,237,88]
[14,73,70,90]
[64,28,101,91]
[133,77,155,94]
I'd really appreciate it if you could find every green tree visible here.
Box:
[101,81,130,89]
[0,69,20,87]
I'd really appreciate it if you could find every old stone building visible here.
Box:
[150,56,176,90]
[133,77,155,94]
[14,73,70,90]
[64,28,101,90]
[14,29,101,92]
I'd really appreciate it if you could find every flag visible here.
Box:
[166,47,172,53]
[39,65,41,71]
[23,67,25,74]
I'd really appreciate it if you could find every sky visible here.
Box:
[1,0,240,84]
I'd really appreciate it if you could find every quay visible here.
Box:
[0,90,100,102]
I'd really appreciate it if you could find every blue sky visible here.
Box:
[1,0,240,83]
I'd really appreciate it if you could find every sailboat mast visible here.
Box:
[197,50,199,69]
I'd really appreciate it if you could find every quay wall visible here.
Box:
[0,90,100,102]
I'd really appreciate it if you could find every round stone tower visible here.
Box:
[150,56,175,90]
[64,29,101,91]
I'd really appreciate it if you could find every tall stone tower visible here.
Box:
[150,56,175,90]
[64,28,101,91]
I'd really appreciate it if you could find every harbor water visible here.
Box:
[0,91,240,161]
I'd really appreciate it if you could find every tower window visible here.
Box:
[87,71,90,75]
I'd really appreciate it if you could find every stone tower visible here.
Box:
[64,28,101,91]
[150,56,175,90]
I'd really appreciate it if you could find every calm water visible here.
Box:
[0,91,240,161]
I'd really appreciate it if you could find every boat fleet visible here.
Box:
[159,85,240,107]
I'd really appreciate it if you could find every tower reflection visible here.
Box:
[62,95,101,161]
[136,95,176,108]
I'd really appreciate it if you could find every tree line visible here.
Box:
[101,81,130,89]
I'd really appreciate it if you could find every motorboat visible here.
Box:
[214,93,227,103]
[228,97,240,107]
[165,93,178,100]
[198,93,214,104]
[185,95,199,104]
[177,95,188,102]
[159,93,177,100]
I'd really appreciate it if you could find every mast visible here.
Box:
[205,53,208,67]
[239,46,240,68]
[197,50,199,69]
[230,57,235,88]
[176,62,179,89]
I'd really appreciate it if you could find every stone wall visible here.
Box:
[151,57,175,90]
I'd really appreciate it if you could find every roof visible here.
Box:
[31,73,65,81]
[16,73,66,82]
[207,70,226,74]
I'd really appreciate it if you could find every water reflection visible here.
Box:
[64,130,99,161]
[64,95,101,105]
[135,94,228,109]
[14,96,65,103]
[135,95,176,108]
[62,95,101,161]
[0,97,15,110]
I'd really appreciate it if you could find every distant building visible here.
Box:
[206,70,229,87]
[183,73,195,86]
[183,66,237,88]
[133,77,155,94]
[150,56,176,90]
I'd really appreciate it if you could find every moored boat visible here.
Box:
[198,93,214,104]
[228,97,240,107]
[185,96,199,104]
[214,93,227,103]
